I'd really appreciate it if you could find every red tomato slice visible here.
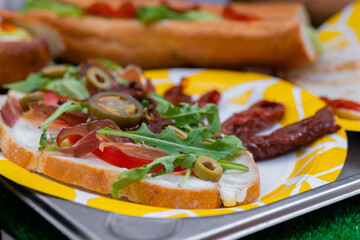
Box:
[68,135,183,173]
[44,91,62,104]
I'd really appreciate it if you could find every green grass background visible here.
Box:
[0,183,359,240]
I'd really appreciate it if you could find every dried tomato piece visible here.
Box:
[85,1,136,18]
[116,1,136,18]
[163,78,192,106]
[244,106,340,160]
[222,100,284,141]
[85,2,119,18]
[197,90,221,107]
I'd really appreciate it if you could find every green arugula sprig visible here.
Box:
[98,123,244,161]
[218,159,249,172]
[38,129,57,151]
[111,153,197,198]
[40,100,88,130]
[99,122,246,197]
[148,92,220,137]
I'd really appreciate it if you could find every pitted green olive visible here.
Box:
[193,156,223,182]
[42,65,67,78]
[86,67,112,90]
[19,91,45,111]
[88,92,143,128]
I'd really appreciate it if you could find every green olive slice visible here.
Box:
[193,156,223,182]
[86,67,112,90]
[19,91,45,111]
[42,65,67,78]
[88,92,144,128]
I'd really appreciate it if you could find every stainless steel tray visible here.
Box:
[1,131,359,240]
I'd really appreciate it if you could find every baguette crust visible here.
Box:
[0,110,259,209]
[26,10,315,69]
[0,39,49,85]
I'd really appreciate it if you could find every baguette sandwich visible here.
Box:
[0,60,260,209]
[0,9,64,85]
[20,0,321,69]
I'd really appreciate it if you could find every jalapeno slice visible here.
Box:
[88,92,143,128]
[193,156,223,182]
[86,67,112,90]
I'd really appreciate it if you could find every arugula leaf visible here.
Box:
[40,100,88,129]
[147,92,220,136]
[99,59,123,72]
[136,6,186,24]
[98,123,245,160]
[136,6,222,24]
[23,0,84,17]
[4,73,51,92]
[111,153,196,198]
[38,129,57,151]
[218,159,249,172]
[183,11,222,21]
[5,65,89,100]
[63,65,80,79]
[180,166,193,186]
[44,78,90,100]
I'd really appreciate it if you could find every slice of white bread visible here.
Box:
[0,94,260,209]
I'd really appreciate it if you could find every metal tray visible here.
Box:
[0,131,359,240]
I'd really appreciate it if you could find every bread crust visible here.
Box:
[26,9,315,69]
[0,39,49,85]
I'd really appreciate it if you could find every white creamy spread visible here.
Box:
[218,152,258,206]
[143,174,216,190]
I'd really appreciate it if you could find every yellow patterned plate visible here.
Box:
[287,1,360,131]
[0,69,347,218]
[318,0,360,131]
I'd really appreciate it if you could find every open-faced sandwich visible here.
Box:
[18,0,322,69]
[0,9,64,85]
[0,60,341,209]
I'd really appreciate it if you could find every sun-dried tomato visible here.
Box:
[198,90,221,108]
[244,106,340,160]
[222,100,284,141]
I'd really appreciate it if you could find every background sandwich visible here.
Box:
[20,0,321,69]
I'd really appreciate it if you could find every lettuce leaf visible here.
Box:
[4,73,51,92]
[5,65,90,100]
[136,6,221,24]
[44,78,89,100]
[23,0,84,17]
